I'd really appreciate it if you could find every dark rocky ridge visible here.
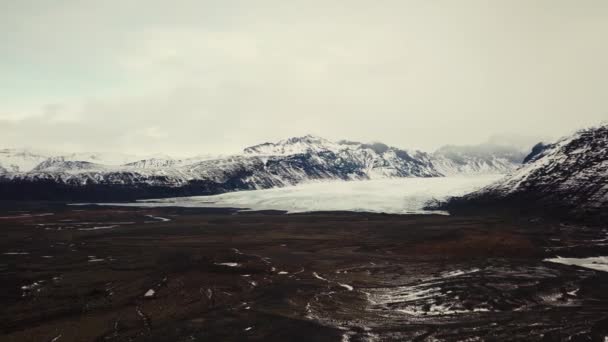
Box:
[522,142,551,164]
[444,124,608,223]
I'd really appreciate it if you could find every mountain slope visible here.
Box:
[445,124,608,220]
[246,136,446,178]
[244,135,342,155]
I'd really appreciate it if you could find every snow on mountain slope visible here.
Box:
[244,135,441,179]
[244,135,342,155]
[432,144,526,176]
[58,152,144,165]
[124,158,181,169]
[0,148,52,172]
[0,149,155,172]
[32,157,110,173]
[432,156,516,176]
[124,154,225,169]
[448,123,608,217]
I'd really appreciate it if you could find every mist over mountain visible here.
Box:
[432,143,528,176]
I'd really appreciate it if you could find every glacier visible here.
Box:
[96,175,504,214]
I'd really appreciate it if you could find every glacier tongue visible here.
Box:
[100,175,505,214]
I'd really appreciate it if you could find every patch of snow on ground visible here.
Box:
[88,256,105,262]
[545,256,608,272]
[568,288,579,296]
[0,213,54,219]
[21,280,45,297]
[144,289,155,297]
[101,175,503,215]
[145,215,171,222]
[215,262,240,267]
[78,225,118,231]
[441,268,481,278]
[338,283,354,291]
[312,272,329,281]
[396,304,490,316]
[21,281,42,291]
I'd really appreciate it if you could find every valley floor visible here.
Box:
[0,204,607,341]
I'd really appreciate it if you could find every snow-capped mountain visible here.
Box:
[432,144,527,175]
[59,152,146,166]
[0,148,51,173]
[244,135,343,155]
[32,157,110,173]
[123,158,181,169]
[0,149,148,172]
[0,135,527,200]
[446,124,608,219]
[245,135,441,179]
[124,154,226,169]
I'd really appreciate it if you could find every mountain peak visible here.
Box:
[243,135,339,155]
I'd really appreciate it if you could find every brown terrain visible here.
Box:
[0,203,607,341]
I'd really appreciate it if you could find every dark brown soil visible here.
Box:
[0,204,607,341]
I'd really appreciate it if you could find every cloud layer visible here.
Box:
[1,0,607,155]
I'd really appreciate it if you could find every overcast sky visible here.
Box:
[1,0,607,156]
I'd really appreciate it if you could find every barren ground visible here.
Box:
[1,203,607,341]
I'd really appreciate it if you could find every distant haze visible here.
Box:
[1,1,607,156]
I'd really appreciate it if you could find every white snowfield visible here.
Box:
[108,175,503,214]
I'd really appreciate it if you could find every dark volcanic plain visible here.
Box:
[1,203,607,342]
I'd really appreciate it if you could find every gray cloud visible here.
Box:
[1,0,607,155]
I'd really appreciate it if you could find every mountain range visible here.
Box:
[0,136,527,201]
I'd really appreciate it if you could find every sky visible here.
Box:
[1,0,607,156]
